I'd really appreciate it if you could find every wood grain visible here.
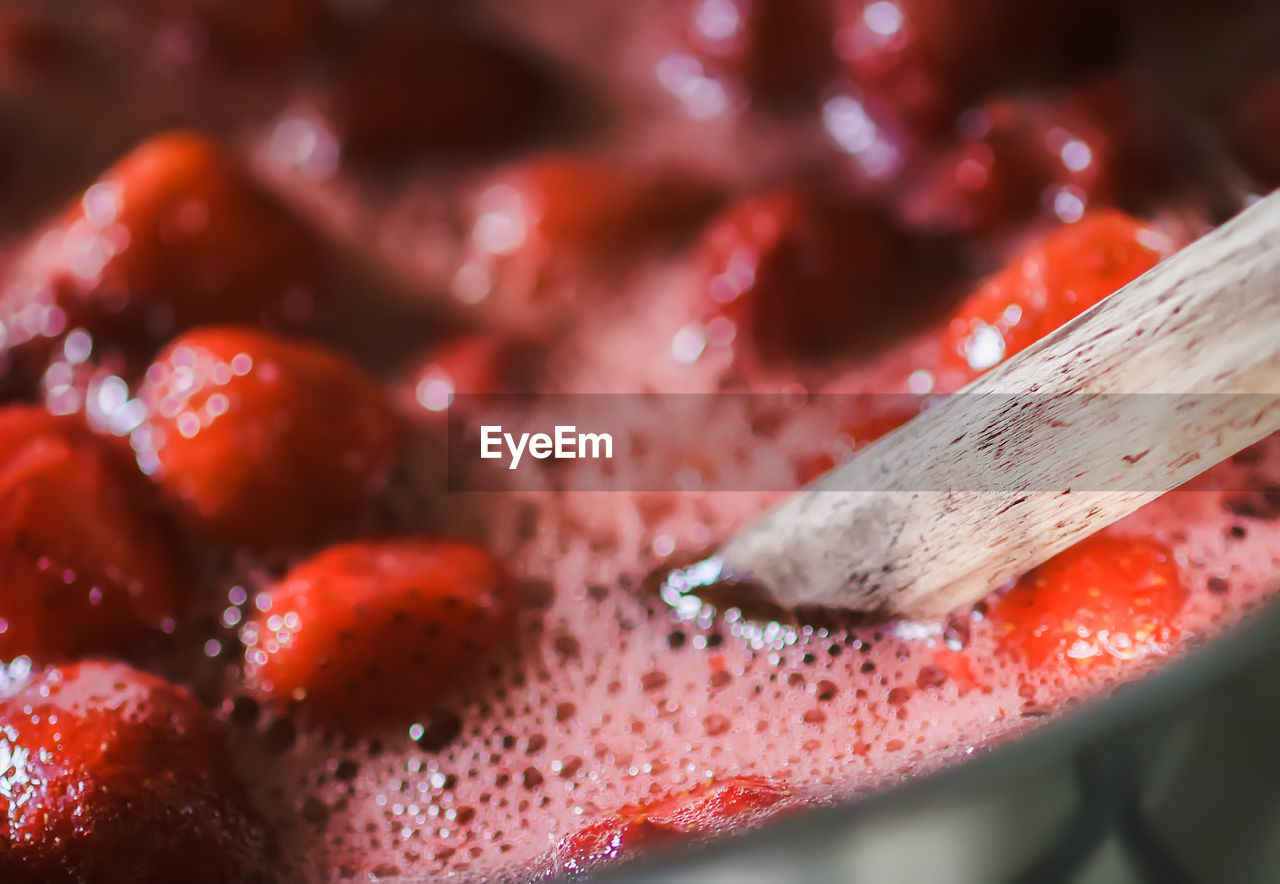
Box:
[719,190,1280,619]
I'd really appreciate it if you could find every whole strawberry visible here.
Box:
[133,326,401,551]
[0,406,180,660]
[0,132,327,390]
[553,776,795,876]
[0,661,273,883]
[242,538,515,729]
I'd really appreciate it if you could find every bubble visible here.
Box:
[702,714,731,736]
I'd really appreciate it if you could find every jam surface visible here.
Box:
[0,1,1277,881]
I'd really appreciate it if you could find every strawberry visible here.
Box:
[0,406,180,660]
[241,538,515,728]
[683,0,836,107]
[942,211,1171,377]
[133,326,401,551]
[326,12,554,160]
[0,660,272,883]
[991,534,1186,671]
[0,132,327,390]
[694,188,912,366]
[552,776,793,876]
[471,155,722,256]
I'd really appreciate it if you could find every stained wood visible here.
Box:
[719,191,1280,618]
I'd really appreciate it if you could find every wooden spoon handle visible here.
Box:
[719,191,1280,619]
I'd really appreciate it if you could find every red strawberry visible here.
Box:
[683,0,836,107]
[0,132,327,390]
[942,211,1171,378]
[694,188,912,366]
[133,326,401,550]
[471,155,722,256]
[553,776,793,876]
[326,12,554,160]
[0,660,272,883]
[0,406,180,660]
[991,534,1185,671]
[241,538,515,728]
[1224,76,1280,190]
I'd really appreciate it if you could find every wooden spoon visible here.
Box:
[718,190,1280,619]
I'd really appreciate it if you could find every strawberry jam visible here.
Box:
[991,534,1187,671]
[0,3,1275,882]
